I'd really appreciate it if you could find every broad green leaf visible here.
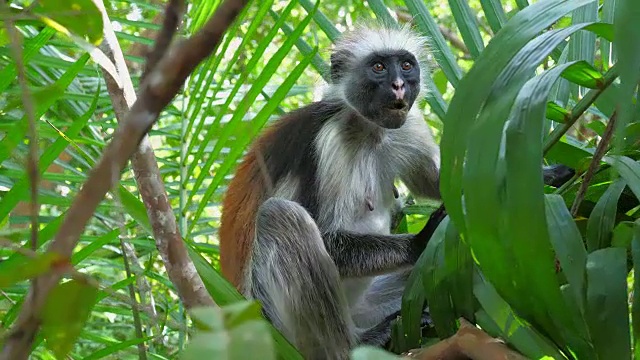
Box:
[42,279,99,359]
[600,0,617,68]
[473,276,566,359]
[405,0,463,87]
[183,302,275,360]
[632,223,640,360]
[448,0,484,58]
[585,248,631,360]
[32,0,103,44]
[612,221,634,249]
[440,0,595,239]
[502,61,586,354]
[420,217,457,337]
[117,186,152,234]
[397,265,426,352]
[560,60,603,89]
[568,2,597,97]
[443,221,474,322]
[181,321,275,360]
[544,195,587,314]
[546,101,570,123]
[603,156,640,201]
[479,0,507,33]
[613,0,640,152]
[433,69,448,95]
[586,178,626,252]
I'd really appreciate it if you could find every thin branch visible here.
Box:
[119,236,149,360]
[543,65,619,155]
[570,111,618,216]
[142,0,185,82]
[3,10,39,252]
[438,25,469,56]
[0,0,248,357]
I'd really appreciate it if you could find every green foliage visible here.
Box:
[1,0,639,359]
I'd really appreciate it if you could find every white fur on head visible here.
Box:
[324,23,431,100]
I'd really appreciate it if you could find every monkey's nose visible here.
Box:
[392,79,405,99]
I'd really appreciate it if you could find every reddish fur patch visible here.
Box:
[219,126,281,289]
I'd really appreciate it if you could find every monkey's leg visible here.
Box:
[352,270,432,347]
[248,198,356,360]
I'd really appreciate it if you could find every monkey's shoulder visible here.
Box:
[255,100,344,154]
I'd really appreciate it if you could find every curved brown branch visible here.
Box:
[0,0,248,358]
[406,318,529,360]
[570,111,618,216]
[95,0,213,311]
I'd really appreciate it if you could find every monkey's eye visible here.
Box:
[372,62,385,72]
[401,61,413,71]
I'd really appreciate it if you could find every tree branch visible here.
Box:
[95,0,213,311]
[406,318,528,360]
[0,0,247,358]
[570,111,618,216]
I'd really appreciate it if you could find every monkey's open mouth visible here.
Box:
[388,101,408,110]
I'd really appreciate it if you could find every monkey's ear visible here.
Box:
[330,50,349,83]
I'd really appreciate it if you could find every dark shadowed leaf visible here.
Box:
[585,248,631,360]
[586,178,626,252]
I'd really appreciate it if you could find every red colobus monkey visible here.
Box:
[220,25,441,359]
[218,24,573,359]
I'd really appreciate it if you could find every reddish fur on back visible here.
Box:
[219,127,279,289]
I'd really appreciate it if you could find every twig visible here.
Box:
[3,9,39,252]
[0,0,248,358]
[543,65,619,155]
[438,25,469,56]
[570,111,618,216]
[119,236,149,360]
[3,6,42,333]
[141,0,185,82]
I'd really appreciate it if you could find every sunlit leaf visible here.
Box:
[42,279,99,359]
[32,0,103,44]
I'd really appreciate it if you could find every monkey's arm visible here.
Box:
[322,215,448,278]
[394,118,442,199]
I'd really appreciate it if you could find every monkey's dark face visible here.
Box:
[345,50,421,129]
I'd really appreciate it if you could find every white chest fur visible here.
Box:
[314,117,399,235]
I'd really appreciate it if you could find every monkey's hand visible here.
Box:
[410,203,447,261]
